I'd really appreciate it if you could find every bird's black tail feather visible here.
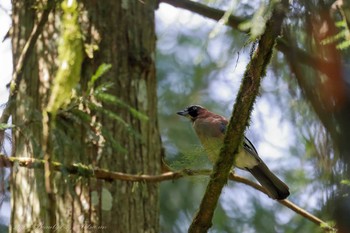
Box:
[248,163,290,200]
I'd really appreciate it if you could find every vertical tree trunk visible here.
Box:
[11,0,54,231]
[81,1,161,232]
[10,0,161,232]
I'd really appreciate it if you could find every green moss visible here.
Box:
[47,0,83,115]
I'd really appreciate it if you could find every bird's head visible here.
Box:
[177,105,205,121]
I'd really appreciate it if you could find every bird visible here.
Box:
[177,105,290,200]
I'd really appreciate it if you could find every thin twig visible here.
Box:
[278,199,334,232]
[0,154,335,232]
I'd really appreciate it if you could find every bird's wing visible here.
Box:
[218,119,261,160]
[219,121,227,135]
[243,137,260,158]
[196,114,228,138]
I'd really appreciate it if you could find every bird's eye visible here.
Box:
[187,106,199,118]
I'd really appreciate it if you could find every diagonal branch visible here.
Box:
[159,0,246,31]
[159,0,335,78]
[0,0,56,150]
[187,1,289,232]
[275,38,340,81]
[9,0,56,95]
[0,154,335,232]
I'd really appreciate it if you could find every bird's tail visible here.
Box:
[248,163,290,200]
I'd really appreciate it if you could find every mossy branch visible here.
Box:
[0,154,335,232]
[187,1,288,232]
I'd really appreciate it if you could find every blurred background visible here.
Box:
[156,1,346,232]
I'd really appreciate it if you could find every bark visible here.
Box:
[81,1,161,232]
[10,0,161,232]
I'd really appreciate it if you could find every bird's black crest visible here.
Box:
[186,105,203,118]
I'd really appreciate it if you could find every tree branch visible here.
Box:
[0,0,56,150]
[275,38,340,82]
[0,154,191,182]
[9,0,56,95]
[0,154,335,232]
[159,0,246,31]
[228,172,334,232]
[187,1,288,232]
[159,0,335,77]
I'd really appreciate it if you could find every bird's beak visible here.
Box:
[177,109,188,117]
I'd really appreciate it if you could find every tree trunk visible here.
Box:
[10,0,161,232]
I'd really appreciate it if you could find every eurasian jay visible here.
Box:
[177,105,290,200]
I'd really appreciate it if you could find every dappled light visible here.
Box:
[0,0,349,232]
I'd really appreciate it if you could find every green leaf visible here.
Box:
[129,108,149,122]
[95,93,149,121]
[132,182,139,192]
[88,63,112,91]
[101,128,128,153]
[0,123,15,130]
[89,103,129,128]
[321,30,346,45]
[335,20,346,27]
[90,102,142,142]
[70,108,92,124]
[337,40,350,50]
[94,82,114,94]
[341,179,350,186]
[320,221,336,233]
[95,93,122,105]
